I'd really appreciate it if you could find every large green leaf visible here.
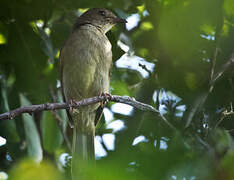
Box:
[41,111,63,153]
[19,94,42,162]
[0,77,19,142]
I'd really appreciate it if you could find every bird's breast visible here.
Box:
[104,40,112,54]
[61,26,112,102]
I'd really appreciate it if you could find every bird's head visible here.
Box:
[74,8,127,33]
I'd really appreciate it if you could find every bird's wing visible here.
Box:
[59,47,74,128]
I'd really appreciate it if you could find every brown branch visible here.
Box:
[185,53,234,128]
[0,94,176,129]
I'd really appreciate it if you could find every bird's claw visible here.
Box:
[69,99,78,113]
[99,92,111,108]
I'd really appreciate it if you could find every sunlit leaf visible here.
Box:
[221,20,229,37]
[0,34,6,44]
[140,22,154,31]
[200,24,215,35]
[137,4,145,14]
[9,159,64,180]
[0,22,8,44]
[78,8,89,14]
[138,48,149,58]
[43,63,54,75]
[184,72,198,90]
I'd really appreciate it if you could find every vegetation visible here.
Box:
[1,0,234,179]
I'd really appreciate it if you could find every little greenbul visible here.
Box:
[59,8,126,177]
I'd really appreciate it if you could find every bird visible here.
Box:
[59,8,127,178]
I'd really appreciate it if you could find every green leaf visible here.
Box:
[184,72,198,90]
[0,77,19,142]
[41,111,63,153]
[19,94,43,163]
[0,22,8,45]
[37,26,56,63]
[9,159,64,180]
[140,22,154,31]
[224,0,234,18]
[110,80,130,96]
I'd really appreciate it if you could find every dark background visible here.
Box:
[1,0,234,179]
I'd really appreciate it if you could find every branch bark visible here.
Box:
[0,94,176,130]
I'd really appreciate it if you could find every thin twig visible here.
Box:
[215,103,234,129]
[226,129,234,133]
[0,95,176,130]
[210,53,234,85]
[210,47,219,82]
[195,134,212,150]
[138,63,151,75]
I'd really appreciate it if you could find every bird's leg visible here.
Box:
[69,99,79,114]
[99,92,111,108]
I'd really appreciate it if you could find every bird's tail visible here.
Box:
[71,112,95,180]
[72,126,95,160]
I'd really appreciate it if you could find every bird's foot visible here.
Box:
[68,99,79,114]
[99,92,111,108]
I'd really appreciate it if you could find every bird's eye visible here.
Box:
[99,10,106,16]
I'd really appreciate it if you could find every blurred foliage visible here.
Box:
[1,0,234,179]
[9,159,64,180]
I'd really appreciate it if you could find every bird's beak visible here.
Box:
[114,17,127,24]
